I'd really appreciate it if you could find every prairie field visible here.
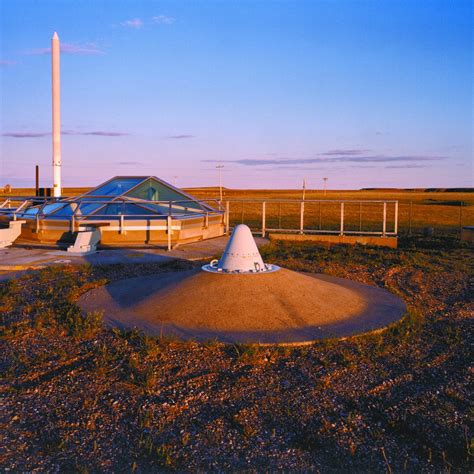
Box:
[1,187,473,235]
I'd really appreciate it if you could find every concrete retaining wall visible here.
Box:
[269,233,398,248]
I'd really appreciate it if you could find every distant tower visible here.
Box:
[51,32,62,197]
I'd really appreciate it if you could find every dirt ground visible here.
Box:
[1,236,472,472]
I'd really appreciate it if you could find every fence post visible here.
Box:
[459,202,463,230]
[120,214,125,234]
[319,201,322,230]
[36,214,40,233]
[340,202,344,236]
[279,202,282,229]
[241,201,244,224]
[359,202,362,232]
[70,215,75,232]
[382,202,387,237]
[262,201,266,237]
[167,215,172,251]
[394,201,398,235]
[408,200,413,235]
[225,200,230,235]
[300,201,304,234]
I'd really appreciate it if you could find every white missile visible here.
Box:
[51,32,61,197]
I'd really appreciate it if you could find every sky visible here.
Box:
[0,0,472,189]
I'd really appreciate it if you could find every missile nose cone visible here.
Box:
[52,32,59,40]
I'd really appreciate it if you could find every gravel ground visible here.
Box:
[1,237,472,472]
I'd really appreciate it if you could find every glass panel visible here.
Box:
[23,206,40,215]
[78,203,105,215]
[42,203,64,215]
[86,178,145,197]
[127,179,203,210]
[96,203,157,216]
[51,204,75,217]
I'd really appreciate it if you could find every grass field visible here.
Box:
[3,186,472,236]
[1,235,472,471]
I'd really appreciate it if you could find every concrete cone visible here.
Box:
[218,224,266,272]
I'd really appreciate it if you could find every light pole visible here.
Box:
[216,164,224,202]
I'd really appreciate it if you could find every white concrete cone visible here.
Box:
[218,224,265,272]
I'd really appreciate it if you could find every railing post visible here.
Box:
[408,200,413,235]
[70,215,75,232]
[340,202,344,236]
[262,201,266,237]
[382,202,387,237]
[394,201,398,235]
[225,201,230,235]
[120,214,125,235]
[36,214,40,233]
[205,212,209,229]
[359,202,362,232]
[300,201,304,234]
[167,215,172,251]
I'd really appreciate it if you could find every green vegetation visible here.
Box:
[1,237,472,471]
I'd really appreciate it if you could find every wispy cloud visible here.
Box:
[2,130,129,138]
[118,161,142,165]
[64,130,129,137]
[120,18,144,29]
[0,59,16,67]
[321,149,371,156]
[385,164,428,169]
[152,15,175,25]
[202,155,446,166]
[1,131,49,138]
[26,42,105,56]
[165,134,195,139]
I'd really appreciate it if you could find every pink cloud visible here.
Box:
[120,18,144,29]
[0,59,17,67]
[152,15,175,25]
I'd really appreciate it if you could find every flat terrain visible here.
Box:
[2,187,473,235]
[1,235,472,471]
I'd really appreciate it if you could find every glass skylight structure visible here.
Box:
[12,176,219,221]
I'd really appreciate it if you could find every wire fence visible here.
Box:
[224,199,473,237]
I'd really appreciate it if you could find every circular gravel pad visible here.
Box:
[79,268,406,344]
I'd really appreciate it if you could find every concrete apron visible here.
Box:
[78,268,406,345]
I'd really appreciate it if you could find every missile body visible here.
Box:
[51,32,61,197]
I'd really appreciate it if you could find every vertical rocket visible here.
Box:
[51,32,61,197]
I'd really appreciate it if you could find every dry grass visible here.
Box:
[1,187,472,234]
[1,236,472,471]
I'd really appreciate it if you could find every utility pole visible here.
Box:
[216,164,224,202]
[323,177,328,197]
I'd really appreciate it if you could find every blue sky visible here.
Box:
[1,0,472,189]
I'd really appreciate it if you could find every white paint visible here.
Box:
[51,32,62,197]
[0,220,25,248]
[203,224,279,273]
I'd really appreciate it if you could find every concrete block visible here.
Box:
[269,233,398,249]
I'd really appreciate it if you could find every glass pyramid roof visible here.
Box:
[20,176,218,220]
